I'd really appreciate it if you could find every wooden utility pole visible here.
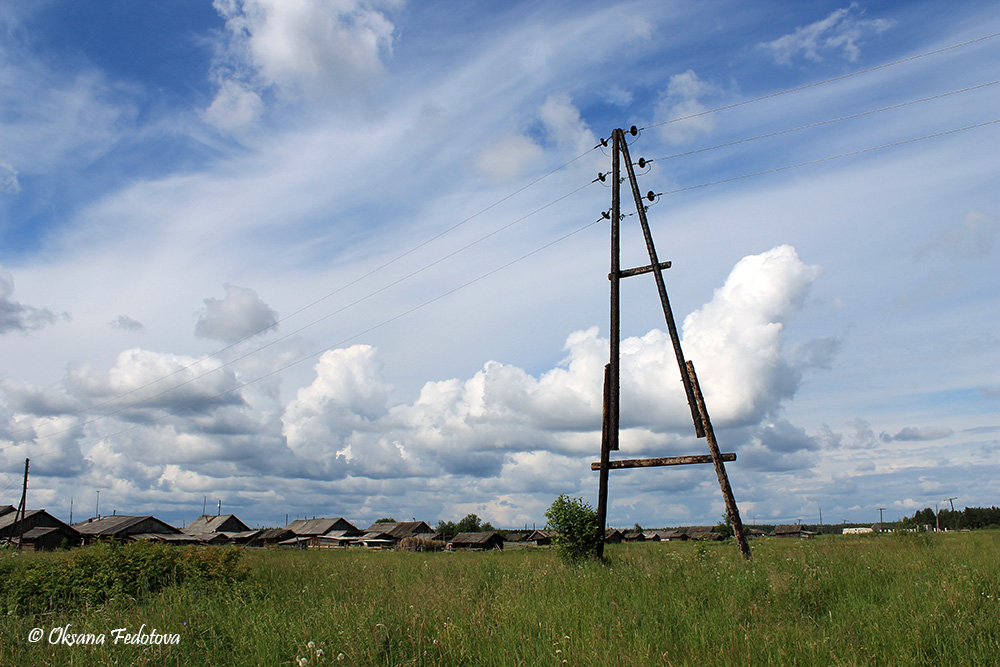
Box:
[595,129,621,560]
[686,362,751,559]
[15,458,28,552]
[593,127,751,560]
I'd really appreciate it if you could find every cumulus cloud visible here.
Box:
[195,284,278,343]
[653,70,717,145]
[0,245,833,522]
[681,245,824,426]
[208,0,397,126]
[0,266,58,335]
[760,3,894,65]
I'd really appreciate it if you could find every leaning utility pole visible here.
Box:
[593,127,751,560]
[15,458,29,552]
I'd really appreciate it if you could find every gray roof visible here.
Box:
[363,521,431,539]
[451,531,503,544]
[73,515,178,536]
[183,514,249,534]
[286,517,359,536]
[0,505,16,517]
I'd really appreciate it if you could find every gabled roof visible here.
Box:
[363,521,431,539]
[286,517,359,536]
[451,531,503,544]
[73,515,179,536]
[0,509,77,536]
[183,514,250,534]
[0,505,16,517]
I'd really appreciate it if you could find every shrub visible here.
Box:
[544,495,602,562]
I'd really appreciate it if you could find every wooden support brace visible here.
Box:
[610,261,672,280]
[590,453,735,470]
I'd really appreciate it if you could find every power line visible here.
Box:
[641,31,1000,132]
[645,80,999,163]
[64,215,609,450]
[67,146,601,420]
[655,119,999,197]
[35,118,999,445]
[35,180,600,441]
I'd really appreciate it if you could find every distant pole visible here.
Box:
[15,458,29,552]
[70,498,74,525]
[203,496,207,516]
[96,490,100,519]
[877,507,885,532]
[819,508,822,528]
[218,499,221,516]
[935,503,940,532]
[944,497,958,531]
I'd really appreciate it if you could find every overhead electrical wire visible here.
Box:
[69,146,602,419]
[62,215,610,451]
[644,80,999,163]
[25,29,1000,441]
[654,119,999,197]
[37,180,600,441]
[639,30,1000,132]
[51,116,1000,449]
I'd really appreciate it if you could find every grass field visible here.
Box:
[1,531,998,666]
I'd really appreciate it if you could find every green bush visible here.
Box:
[0,541,247,615]
[544,494,602,562]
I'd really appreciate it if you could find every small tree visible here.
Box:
[375,517,397,524]
[545,495,602,562]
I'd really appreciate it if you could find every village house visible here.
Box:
[0,508,80,550]
[773,525,817,538]
[362,521,432,545]
[450,532,504,551]
[73,515,180,544]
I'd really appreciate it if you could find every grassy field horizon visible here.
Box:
[2,531,998,666]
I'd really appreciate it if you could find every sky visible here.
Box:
[0,0,997,531]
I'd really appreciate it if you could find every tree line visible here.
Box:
[900,506,1000,531]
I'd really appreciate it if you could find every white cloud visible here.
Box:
[0,161,20,194]
[681,245,824,426]
[760,4,894,65]
[195,284,278,343]
[474,133,544,182]
[208,0,397,125]
[0,266,58,335]
[539,93,597,155]
[654,70,717,145]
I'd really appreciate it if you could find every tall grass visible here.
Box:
[1,531,998,666]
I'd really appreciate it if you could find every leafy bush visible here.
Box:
[544,495,602,562]
[0,541,247,615]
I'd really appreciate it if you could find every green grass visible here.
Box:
[1,531,999,666]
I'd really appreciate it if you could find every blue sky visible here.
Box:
[0,0,997,531]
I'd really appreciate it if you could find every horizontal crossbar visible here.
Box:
[609,261,671,280]
[591,452,736,470]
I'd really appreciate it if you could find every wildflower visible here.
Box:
[337,653,345,661]
[297,658,308,667]
[308,641,315,650]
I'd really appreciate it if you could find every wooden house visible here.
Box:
[686,526,725,541]
[0,510,80,550]
[362,521,432,544]
[655,530,689,542]
[773,525,817,538]
[73,515,180,544]
[604,528,625,544]
[184,514,250,534]
[287,517,360,537]
[450,532,504,551]
[525,530,553,545]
